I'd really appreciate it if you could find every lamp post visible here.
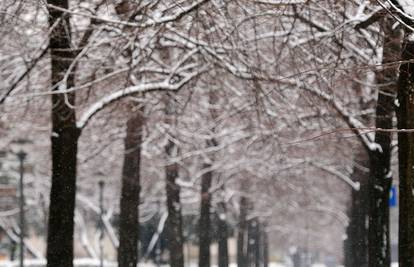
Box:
[156,200,161,267]
[98,180,105,267]
[16,150,26,267]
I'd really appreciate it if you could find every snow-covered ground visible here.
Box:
[0,259,398,267]
[0,258,116,267]
[0,260,330,267]
[0,260,291,267]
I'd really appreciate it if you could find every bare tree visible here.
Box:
[118,105,145,267]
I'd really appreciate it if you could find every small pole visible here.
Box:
[156,200,161,267]
[98,180,105,267]
[17,150,26,267]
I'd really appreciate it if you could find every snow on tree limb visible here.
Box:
[309,162,360,191]
[253,0,306,4]
[297,80,380,152]
[382,0,414,31]
[77,67,207,129]
[390,0,414,19]
[47,0,210,28]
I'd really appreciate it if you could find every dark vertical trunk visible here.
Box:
[199,89,219,267]
[247,219,261,267]
[10,241,16,261]
[164,96,184,267]
[262,224,268,267]
[246,218,261,267]
[252,220,261,267]
[397,26,414,267]
[165,143,184,267]
[368,15,401,267]
[217,200,229,267]
[46,1,79,267]
[344,189,359,267]
[198,163,213,267]
[247,219,254,267]
[237,195,248,267]
[47,97,79,267]
[118,109,144,267]
[344,150,370,267]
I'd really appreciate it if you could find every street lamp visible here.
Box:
[156,200,161,267]
[16,150,26,267]
[98,180,105,267]
[10,138,31,267]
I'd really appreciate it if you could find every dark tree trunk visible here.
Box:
[256,222,262,267]
[368,15,401,267]
[46,1,79,267]
[198,163,213,267]
[164,96,184,267]
[249,219,261,267]
[247,219,255,267]
[262,224,268,267]
[344,189,360,267]
[344,150,370,267]
[118,109,144,267]
[199,89,219,267]
[217,201,229,267]
[165,143,184,267]
[246,219,261,267]
[397,26,414,267]
[237,195,248,267]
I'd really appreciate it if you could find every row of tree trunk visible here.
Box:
[395,9,414,266]
[237,195,269,267]
[44,0,239,264]
[115,90,270,267]
[344,10,414,267]
[44,1,414,267]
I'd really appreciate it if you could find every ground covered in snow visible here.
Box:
[0,259,345,267]
[0,259,400,267]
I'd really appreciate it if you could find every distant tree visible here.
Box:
[164,94,184,267]
[199,89,219,267]
[118,104,144,267]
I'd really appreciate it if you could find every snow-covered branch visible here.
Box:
[77,67,207,129]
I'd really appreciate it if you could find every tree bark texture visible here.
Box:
[344,149,370,267]
[217,200,229,267]
[198,162,213,267]
[368,15,401,267]
[397,26,414,267]
[237,195,249,267]
[46,1,79,267]
[199,89,219,267]
[262,224,269,267]
[118,109,144,267]
[164,95,184,267]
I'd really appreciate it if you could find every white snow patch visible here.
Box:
[375,184,384,192]
[368,142,383,153]
[395,98,400,107]
[385,170,393,179]
[397,0,414,18]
